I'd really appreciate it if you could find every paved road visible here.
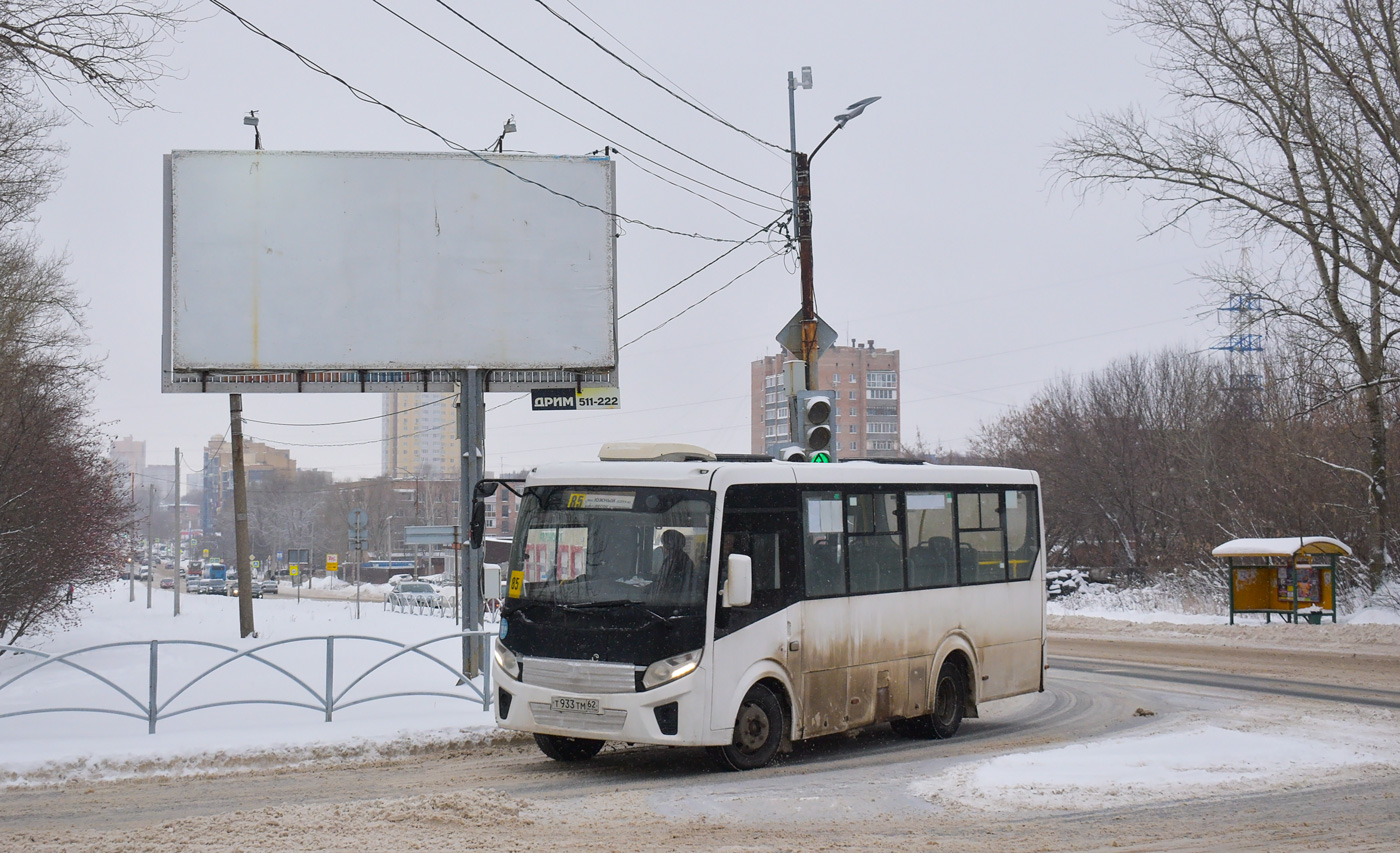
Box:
[3,636,1397,851]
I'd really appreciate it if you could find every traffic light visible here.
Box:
[794,390,836,459]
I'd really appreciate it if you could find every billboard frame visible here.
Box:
[161,150,618,394]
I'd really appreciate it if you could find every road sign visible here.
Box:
[289,564,299,577]
[404,525,457,545]
[775,309,837,359]
[348,508,368,529]
[326,554,339,573]
[202,549,209,558]
[276,551,283,562]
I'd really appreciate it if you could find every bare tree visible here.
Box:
[976,346,1383,578]
[1054,0,1400,589]
[0,1,185,113]
[0,232,129,646]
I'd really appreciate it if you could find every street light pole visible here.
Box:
[784,78,881,392]
[788,67,815,389]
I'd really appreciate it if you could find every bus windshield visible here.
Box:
[509,486,712,611]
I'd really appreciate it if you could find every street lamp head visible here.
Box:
[834,96,881,128]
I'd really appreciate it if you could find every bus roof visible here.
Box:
[523,459,1039,492]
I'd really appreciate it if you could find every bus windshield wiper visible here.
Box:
[560,600,669,625]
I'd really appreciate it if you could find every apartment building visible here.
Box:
[751,339,901,457]
[382,392,461,479]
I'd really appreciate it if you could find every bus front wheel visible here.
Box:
[709,683,783,771]
[891,659,966,740]
[534,733,605,762]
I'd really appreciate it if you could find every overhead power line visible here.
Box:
[623,251,780,349]
[207,0,767,245]
[421,0,785,203]
[369,0,783,214]
[244,393,457,428]
[614,150,770,228]
[619,213,788,321]
[529,0,788,154]
[246,418,454,449]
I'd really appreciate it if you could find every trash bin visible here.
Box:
[1304,611,1323,625]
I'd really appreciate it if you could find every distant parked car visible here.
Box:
[185,576,199,592]
[159,577,174,590]
[260,578,279,595]
[387,573,414,586]
[389,581,443,610]
[228,579,262,598]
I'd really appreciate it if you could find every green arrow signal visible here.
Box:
[809,451,832,463]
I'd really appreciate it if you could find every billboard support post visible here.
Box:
[459,369,485,679]
[230,394,255,638]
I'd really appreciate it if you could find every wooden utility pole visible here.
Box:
[230,394,255,637]
[129,472,136,602]
[795,151,818,388]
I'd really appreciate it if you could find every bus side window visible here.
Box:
[906,491,955,589]
[1004,489,1040,580]
[847,492,902,594]
[803,492,846,597]
[957,491,1007,584]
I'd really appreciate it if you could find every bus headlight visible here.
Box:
[493,640,520,680]
[642,649,702,690]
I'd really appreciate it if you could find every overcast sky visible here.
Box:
[38,0,1226,481]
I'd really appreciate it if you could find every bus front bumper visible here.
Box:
[492,659,712,746]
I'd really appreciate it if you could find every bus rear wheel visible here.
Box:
[534,733,605,762]
[708,684,783,771]
[891,659,965,740]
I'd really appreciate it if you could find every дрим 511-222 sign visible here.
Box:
[530,387,620,411]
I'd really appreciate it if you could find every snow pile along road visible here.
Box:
[0,580,498,787]
[913,705,1400,811]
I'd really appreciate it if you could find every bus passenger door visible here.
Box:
[709,485,802,734]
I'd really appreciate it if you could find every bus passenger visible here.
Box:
[655,529,694,597]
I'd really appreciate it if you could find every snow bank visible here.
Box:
[913,706,1400,811]
[0,580,498,787]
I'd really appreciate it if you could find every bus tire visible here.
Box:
[534,733,605,762]
[709,683,783,771]
[891,659,965,740]
[929,658,966,739]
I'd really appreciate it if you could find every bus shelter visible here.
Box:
[1213,537,1350,625]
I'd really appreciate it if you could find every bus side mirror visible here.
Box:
[469,500,486,549]
[725,554,752,608]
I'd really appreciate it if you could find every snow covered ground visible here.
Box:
[1048,576,1400,625]
[0,580,498,787]
[2,577,1398,813]
[913,704,1400,811]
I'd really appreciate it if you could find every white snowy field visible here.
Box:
[913,704,1400,811]
[0,580,498,787]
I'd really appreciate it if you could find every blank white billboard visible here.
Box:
[162,150,616,377]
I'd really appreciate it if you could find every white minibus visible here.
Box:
[489,445,1045,770]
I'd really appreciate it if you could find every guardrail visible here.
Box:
[0,631,494,734]
[384,591,450,618]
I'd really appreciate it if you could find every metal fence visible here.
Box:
[384,591,451,618]
[0,631,493,734]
